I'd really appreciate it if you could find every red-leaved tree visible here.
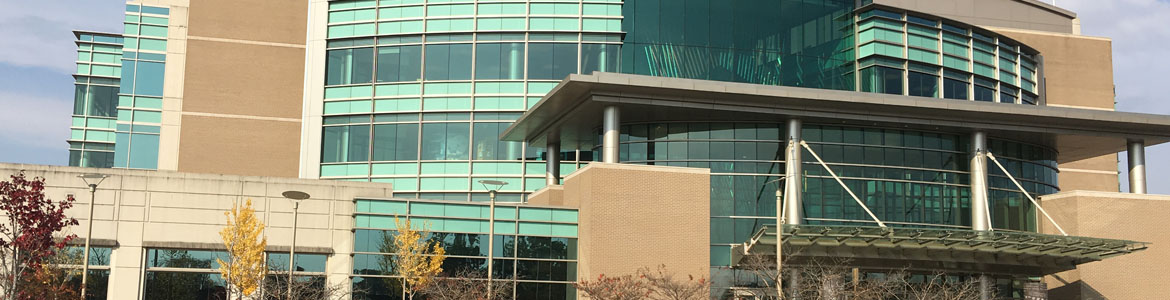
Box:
[0,171,79,300]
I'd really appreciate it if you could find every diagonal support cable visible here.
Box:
[800,141,887,228]
[986,152,1068,236]
[979,149,995,232]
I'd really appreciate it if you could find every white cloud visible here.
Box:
[0,1,122,73]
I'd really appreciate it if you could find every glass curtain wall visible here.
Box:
[70,33,122,168]
[621,0,856,90]
[604,122,1058,267]
[55,246,113,300]
[853,6,1042,104]
[114,4,170,170]
[322,0,625,200]
[352,199,579,300]
[142,248,327,300]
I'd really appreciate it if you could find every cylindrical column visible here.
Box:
[509,44,522,79]
[970,131,990,231]
[783,118,803,225]
[980,275,993,300]
[602,106,620,163]
[546,141,561,186]
[1128,139,1147,194]
[971,131,993,300]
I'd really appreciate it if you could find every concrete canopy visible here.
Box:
[501,72,1170,163]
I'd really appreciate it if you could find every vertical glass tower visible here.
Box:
[69,32,124,168]
[68,4,173,170]
[113,4,171,170]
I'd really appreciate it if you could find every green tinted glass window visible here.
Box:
[372,124,418,161]
[326,48,374,85]
[528,43,578,80]
[424,44,472,80]
[420,123,470,160]
[376,45,422,83]
[322,125,370,163]
[860,66,903,95]
[473,123,522,160]
[475,43,525,80]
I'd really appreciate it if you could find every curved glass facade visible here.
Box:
[854,6,1043,104]
[620,0,856,90]
[594,122,1058,265]
[318,1,1064,298]
[317,0,1050,201]
[321,0,625,200]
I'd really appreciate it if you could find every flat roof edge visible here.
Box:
[1016,0,1078,19]
[73,30,123,37]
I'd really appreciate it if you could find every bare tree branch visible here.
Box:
[422,271,514,300]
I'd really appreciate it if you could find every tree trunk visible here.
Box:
[10,250,19,300]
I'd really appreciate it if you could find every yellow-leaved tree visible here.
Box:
[218,199,268,300]
[390,216,446,300]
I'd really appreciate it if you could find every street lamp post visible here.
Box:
[77,174,107,300]
[478,180,507,299]
[282,191,310,300]
[766,177,787,299]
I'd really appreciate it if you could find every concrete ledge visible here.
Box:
[140,241,333,254]
[0,163,391,191]
[527,185,565,207]
[1041,190,1170,202]
[564,162,711,182]
[66,238,119,247]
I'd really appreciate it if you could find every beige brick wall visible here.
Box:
[531,163,712,285]
[1040,191,1170,299]
[176,0,307,178]
[995,28,1121,193]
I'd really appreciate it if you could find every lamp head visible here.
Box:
[282,191,311,200]
[477,180,508,191]
[77,173,108,187]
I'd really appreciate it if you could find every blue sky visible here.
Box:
[0,0,1166,193]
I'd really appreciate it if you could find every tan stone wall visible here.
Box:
[995,28,1121,193]
[1039,191,1170,299]
[875,0,1075,33]
[0,163,392,299]
[528,185,567,207]
[181,40,306,119]
[187,0,307,45]
[176,0,308,177]
[1057,158,1120,193]
[546,163,711,285]
[177,115,301,177]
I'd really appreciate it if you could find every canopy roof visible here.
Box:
[502,73,1170,163]
[729,224,1147,275]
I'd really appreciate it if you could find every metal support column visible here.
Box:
[546,141,561,186]
[602,106,620,163]
[980,276,993,300]
[783,118,803,225]
[969,131,992,300]
[1128,139,1147,194]
[970,131,991,231]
